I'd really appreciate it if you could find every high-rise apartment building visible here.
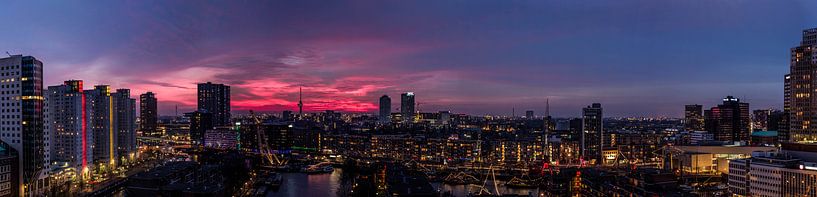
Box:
[44,80,92,174]
[400,92,415,122]
[0,55,46,195]
[197,82,230,126]
[379,95,390,122]
[684,104,704,131]
[581,103,603,164]
[139,92,158,137]
[787,27,817,142]
[704,96,750,142]
[85,85,114,167]
[112,89,136,163]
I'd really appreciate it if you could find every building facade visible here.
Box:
[186,111,212,145]
[197,82,230,127]
[112,89,136,164]
[0,141,18,197]
[204,129,237,149]
[582,103,603,164]
[85,85,114,167]
[728,154,817,197]
[704,96,750,142]
[44,80,92,174]
[379,95,390,122]
[787,27,817,142]
[400,92,415,122]
[684,104,704,131]
[0,55,47,195]
[139,92,158,137]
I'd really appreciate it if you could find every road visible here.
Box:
[79,159,157,196]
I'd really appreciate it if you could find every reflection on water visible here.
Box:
[432,182,539,197]
[266,169,539,197]
[266,169,343,197]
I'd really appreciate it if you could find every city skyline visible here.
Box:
[2,1,817,117]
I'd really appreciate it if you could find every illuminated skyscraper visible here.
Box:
[45,80,92,175]
[685,104,704,131]
[400,92,415,122]
[581,103,602,163]
[85,85,114,166]
[0,55,46,195]
[197,82,230,126]
[704,96,750,142]
[782,74,791,142]
[379,95,391,122]
[112,89,136,163]
[139,92,158,137]
[787,27,817,142]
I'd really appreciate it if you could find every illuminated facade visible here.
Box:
[44,80,92,174]
[85,85,114,167]
[112,89,136,164]
[581,103,603,164]
[788,27,817,142]
[0,55,47,195]
[204,129,237,149]
[728,154,817,197]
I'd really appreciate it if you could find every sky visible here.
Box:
[1,1,816,117]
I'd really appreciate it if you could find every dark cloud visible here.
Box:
[1,1,815,116]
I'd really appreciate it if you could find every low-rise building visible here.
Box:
[728,152,817,197]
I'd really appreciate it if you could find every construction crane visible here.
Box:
[250,110,287,166]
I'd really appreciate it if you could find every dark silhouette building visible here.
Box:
[704,96,750,142]
[282,110,293,121]
[197,82,230,126]
[186,111,213,145]
[0,141,18,197]
[139,92,158,137]
[582,103,603,164]
[379,95,391,122]
[684,104,704,131]
[400,92,415,122]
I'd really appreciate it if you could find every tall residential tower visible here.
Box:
[787,27,817,142]
[400,92,415,122]
[581,103,603,164]
[379,95,391,122]
[45,80,92,175]
[0,55,46,195]
[139,92,158,137]
[197,82,230,126]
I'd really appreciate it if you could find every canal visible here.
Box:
[266,169,540,197]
